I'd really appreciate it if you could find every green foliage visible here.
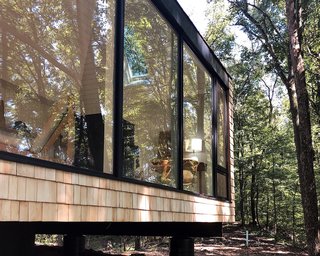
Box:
[205,0,318,246]
[35,234,63,246]
[205,0,235,62]
[304,1,320,180]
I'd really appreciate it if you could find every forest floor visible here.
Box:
[35,225,308,256]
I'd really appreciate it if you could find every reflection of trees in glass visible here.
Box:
[0,0,115,171]
[217,84,226,168]
[123,0,177,187]
[183,44,213,195]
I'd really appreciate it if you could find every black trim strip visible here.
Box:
[177,35,184,190]
[0,222,223,237]
[213,77,218,198]
[150,0,230,87]
[215,83,230,200]
[113,0,125,177]
[225,87,230,200]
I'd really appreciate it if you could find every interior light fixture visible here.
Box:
[185,137,203,153]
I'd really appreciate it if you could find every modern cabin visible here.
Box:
[0,0,235,255]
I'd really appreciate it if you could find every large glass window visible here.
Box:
[122,0,178,187]
[0,0,229,198]
[217,83,227,168]
[183,44,213,195]
[216,83,228,198]
[0,0,115,172]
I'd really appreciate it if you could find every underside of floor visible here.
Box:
[0,222,222,256]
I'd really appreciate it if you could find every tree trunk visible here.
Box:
[196,67,205,137]
[266,190,270,230]
[239,164,245,226]
[135,236,141,251]
[76,0,104,171]
[272,155,277,239]
[292,184,297,246]
[226,0,320,253]
[250,171,257,226]
[255,185,260,228]
[237,130,246,226]
[0,28,8,128]
[286,0,320,255]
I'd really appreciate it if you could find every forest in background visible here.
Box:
[1,0,319,254]
[204,0,320,253]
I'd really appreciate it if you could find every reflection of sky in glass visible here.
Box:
[18,138,30,151]
[4,99,15,126]
[183,102,196,117]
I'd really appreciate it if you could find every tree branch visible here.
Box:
[0,17,80,86]
[230,1,289,86]
[246,2,285,42]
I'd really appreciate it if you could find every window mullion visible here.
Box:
[113,0,125,177]
[213,78,218,197]
[177,35,184,190]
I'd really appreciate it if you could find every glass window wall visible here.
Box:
[122,0,178,187]
[0,0,229,198]
[216,83,228,198]
[0,0,115,172]
[183,44,213,195]
[217,83,227,168]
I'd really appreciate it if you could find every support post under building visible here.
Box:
[170,237,194,256]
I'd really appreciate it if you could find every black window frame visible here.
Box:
[214,81,229,199]
[116,0,231,199]
[0,0,231,202]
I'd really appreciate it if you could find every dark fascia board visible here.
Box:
[0,222,222,237]
[151,0,231,88]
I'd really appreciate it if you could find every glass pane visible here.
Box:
[183,44,213,195]
[123,0,178,187]
[217,83,226,168]
[0,0,115,172]
[217,172,227,198]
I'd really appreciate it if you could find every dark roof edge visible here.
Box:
[151,0,231,87]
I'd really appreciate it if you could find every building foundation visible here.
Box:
[0,229,35,256]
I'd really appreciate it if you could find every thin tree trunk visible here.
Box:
[256,185,260,228]
[238,130,246,226]
[292,183,298,246]
[239,164,245,226]
[266,189,270,230]
[135,236,141,251]
[0,28,8,128]
[196,67,205,138]
[250,171,257,226]
[272,155,277,239]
